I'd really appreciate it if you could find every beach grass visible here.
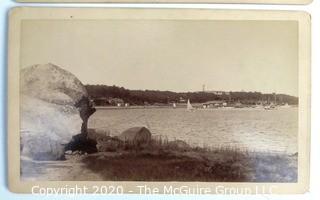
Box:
[81,136,297,182]
[21,135,297,182]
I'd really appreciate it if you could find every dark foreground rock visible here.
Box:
[65,133,98,154]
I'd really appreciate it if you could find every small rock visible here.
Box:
[97,137,123,152]
[65,150,72,155]
[168,140,191,151]
[118,127,152,145]
[88,128,111,141]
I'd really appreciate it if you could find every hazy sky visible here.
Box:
[21,20,298,96]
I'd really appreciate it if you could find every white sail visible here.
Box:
[173,103,176,108]
[187,99,193,110]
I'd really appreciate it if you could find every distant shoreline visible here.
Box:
[86,85,299,107]
[95,105,297,110]
[95,105,178,110]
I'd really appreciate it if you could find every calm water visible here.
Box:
[88,107,298,153]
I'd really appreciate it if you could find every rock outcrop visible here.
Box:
[20,63,95,160]
[21,63,88,105]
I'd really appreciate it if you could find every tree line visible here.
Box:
[85,84,299,106]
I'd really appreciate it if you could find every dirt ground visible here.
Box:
[21,149,297,182]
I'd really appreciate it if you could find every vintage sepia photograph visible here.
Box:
[8,8,310,194]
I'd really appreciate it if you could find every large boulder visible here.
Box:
[20,63,90,160]
[21,63,87,105]
[118,127,152,145]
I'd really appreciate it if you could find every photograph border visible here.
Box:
[14,0,314,5]
[7,7,311,194]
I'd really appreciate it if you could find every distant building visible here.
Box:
[213,91,224,95]
[93,97,125,106]
[204,91,229,96]
[109,98,124,106]
[179,97,186,103]
[203,100,227,107]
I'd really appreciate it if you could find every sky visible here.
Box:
[20,19,298,96]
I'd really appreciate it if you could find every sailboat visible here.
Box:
[187,99,194,111]
[173,103,177,108]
